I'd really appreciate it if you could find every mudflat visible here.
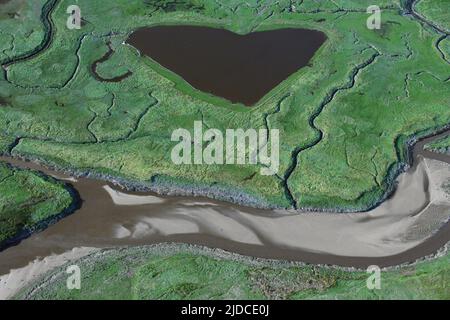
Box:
[0,130,449,273]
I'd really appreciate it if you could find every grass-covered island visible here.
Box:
[15,245,450,300]
[0,161,75,249]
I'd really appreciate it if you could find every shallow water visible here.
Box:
[126,26,327,106]
[0,130,449,274]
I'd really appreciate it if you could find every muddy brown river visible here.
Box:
[126,26,327,106]
[0,130,449,275]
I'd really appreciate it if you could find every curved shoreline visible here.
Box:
[6,125,450,214]
[90,41,133,82]
[6,142,277,210]
[4,240,449,300]
[0,131,449,272]
[0,0,448,213]
[0,0,448,273]
[0,164,81,252]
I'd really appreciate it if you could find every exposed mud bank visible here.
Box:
[0,144,449,274]
[3,241,450,300]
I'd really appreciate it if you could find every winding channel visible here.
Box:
[0,0,57,69]
[0,130,449,275]
[0,0,449,276]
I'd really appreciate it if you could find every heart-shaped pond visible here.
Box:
[126,26,327,106]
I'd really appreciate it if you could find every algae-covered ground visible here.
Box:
[0,0,448,210]
[0,161,74,247]
[15,245,450,300]
[425,134,450,155]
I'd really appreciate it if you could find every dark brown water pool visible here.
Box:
[126,26,326,106]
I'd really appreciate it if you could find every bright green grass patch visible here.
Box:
[1,0,449,210]
[0,135,15,154]
[415,0,450,31]
[13,136,288,208]
[0,0,48,64]
[15,246,450,300]
[425,134,450,155]
[0,162,74,245]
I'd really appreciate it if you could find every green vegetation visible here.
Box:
[16,246,450,300]
[0,135,14,153]
[2,0,448,301]
[425,134,450,155]
[0,0,48,64]
[0,162,74,246]
[0,0,449,210]
[415,0,449,31]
